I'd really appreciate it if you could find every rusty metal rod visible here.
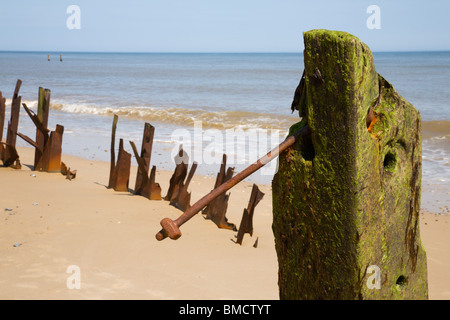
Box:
[155,124,311,241]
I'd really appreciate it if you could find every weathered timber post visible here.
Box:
[272,30,427,300]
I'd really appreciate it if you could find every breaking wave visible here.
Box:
[50,101,299,133]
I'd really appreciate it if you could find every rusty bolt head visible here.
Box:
[160,218,182,240]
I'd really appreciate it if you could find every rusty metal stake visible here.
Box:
[61,162,77,180]
[113,138,131,192]
[0,91,5,161]
[164,145,188,202]
[34,87,51,169]
[202,154,236,230]
[108,114,119,188]
[171,161,197,212]
[236,184,265,245]
[147,165,162,200]
[156,124,311,241]
[19,103,64,173]
[40,124,64,172]
[107,115,131,191]
[2,80,22,168]
[134,123,155,194]
[130,140,162,200]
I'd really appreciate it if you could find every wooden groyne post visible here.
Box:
[272,30,427,300]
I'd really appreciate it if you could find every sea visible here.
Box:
[0,51,449,198]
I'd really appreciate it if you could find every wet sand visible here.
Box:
[0,147,449,299]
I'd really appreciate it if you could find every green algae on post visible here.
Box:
[272,29,428,300]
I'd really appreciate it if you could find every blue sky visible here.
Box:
[0,0,449,52]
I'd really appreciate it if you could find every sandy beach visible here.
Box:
[1,147,449,300]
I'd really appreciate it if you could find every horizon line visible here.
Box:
[1,49,450,55]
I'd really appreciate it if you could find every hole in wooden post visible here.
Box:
[396,275,407,289]
[300,130,315,161]
[383,151,397,172]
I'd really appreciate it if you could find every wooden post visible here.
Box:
[272,29,428,299]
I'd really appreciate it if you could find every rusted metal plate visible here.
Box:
[1,143,19,167]
[36,125,64,172]
[171,161,197,212]
[34,87,51,169]
[113,138,131,192]
[236,184,265,245]
[202,154,236,230]
[2,80,22,167]
[165,146,188,202]
[21,102,63,173]
[6,80,22,148]
[0,92,5,161]
[21,102,48,170]
[134,123,155,194]
[147,165,162,200]
[46,125,64,172]
[202,154,226,219]
[104,115,131,191]
[130,140,162,200]
[61,161,77,180]
[156,125,311,241]
[108,114,119,189]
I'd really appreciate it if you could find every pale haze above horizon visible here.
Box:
[0,0,449,53]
